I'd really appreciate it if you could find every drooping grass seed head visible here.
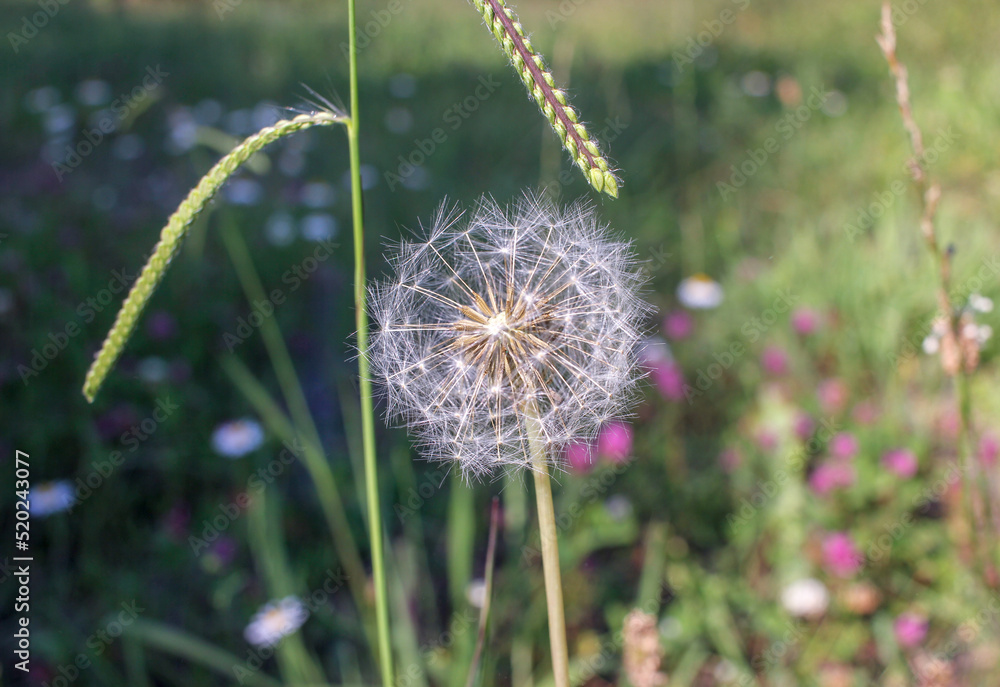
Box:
[369,194,650,479]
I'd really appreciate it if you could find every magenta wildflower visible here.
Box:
[597,422,633,464]
[822,532,863,577]
[663,309,693,340]
[791,307,821,335]
[809,462,856,495]
[760,345,789,376]
[894,612,928,648]
[882,448,918,478]
[829,432,858,461]
[565,441,594,473]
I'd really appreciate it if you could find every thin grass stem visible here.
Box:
[346,0,395,681]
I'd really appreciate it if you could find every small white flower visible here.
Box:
[780,578,829,618]
[29,480,76,517]
[922,334,940,355]
[244,596,308,647]
[212,419,264,458]
[466,579,487,609]
[969,294,994,313]
[676,274,723,309]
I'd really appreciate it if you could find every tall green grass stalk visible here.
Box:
[345,0,395,682]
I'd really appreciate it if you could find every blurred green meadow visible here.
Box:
[3,0,1000,685]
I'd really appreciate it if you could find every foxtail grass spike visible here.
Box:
[82,109,346,403]
[469,0,620,198]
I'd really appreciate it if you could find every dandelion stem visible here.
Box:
[527,407,570,687]
[346,0,395,681]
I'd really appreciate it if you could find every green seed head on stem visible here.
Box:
[469,0,621,198]
[81,109,346,403]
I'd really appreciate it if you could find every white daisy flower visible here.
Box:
[244,596,308,647]
[780,578,829,618]
[29,480,76,517]
[969,293,994,313]
[211,419,264,458]
[676,274,723,309]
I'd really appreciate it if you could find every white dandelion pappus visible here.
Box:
[244,596,309,647]
[211,418,264,459]
[29,480,77,517]
[369,194,650,479]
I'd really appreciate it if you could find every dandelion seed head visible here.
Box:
[369,193,651,479]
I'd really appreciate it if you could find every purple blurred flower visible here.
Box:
[791,307,821,336]
[597,422,633,464]
[851,400,880,426]
[146,310,178,341]
[718,447,742,472]
[565,442,594,473]
[822,532,863,577]
[882,448,918,478]
[760,345,789,376]
[95,403,139,442]
[829,432,858,460]
[894,612,928,648]
[794,412,816,441]
[202,535,239,572]
[979,432,999,467]
[663,309,694,340]
[755,430,779,452]
[817,378,849,415]
[650,358,686,402]
[163,503,190,542]
[809,462,855,495]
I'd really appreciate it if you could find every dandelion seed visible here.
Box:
[244,596,308,647]
[369,194,650,479]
